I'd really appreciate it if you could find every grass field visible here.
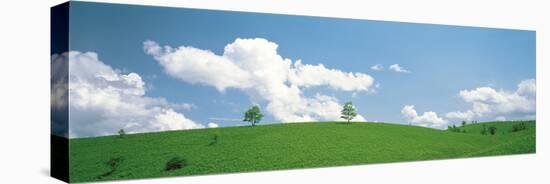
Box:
[69,120,535,182]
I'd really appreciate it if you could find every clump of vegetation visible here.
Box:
[511,122,527,132]
[99,157,123,178]
[165,157,187,171]
[480,124,488,135]
[118,129,126,138]
[488,126,497,135]
[447,124,462,133]
[461,121,467,127]
[340,101,358,123]
[208,133,219,146]
[243,105,264,126]
[447,124,466,133]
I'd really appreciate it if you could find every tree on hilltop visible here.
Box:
[340,101,357,123]
[244,105,263,126]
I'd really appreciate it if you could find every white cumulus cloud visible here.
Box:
[445,79,536,121]
[401,105,447,128]
[143,40,252,92]
[289,60,374,91]
[63,51,204,138]
[517,79,536,97]
[370,64,384,71]
[207,122,220,128]
[144,38,374,122]
[389,64,410,73]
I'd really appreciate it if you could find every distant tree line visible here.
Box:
[511,122,527,132]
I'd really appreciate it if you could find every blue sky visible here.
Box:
[63,2,535,137]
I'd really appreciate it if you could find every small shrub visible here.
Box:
[480,125,488,135]
[165,157,186,171]
[99,157,123,178]
[488,126,497,135]
[511,122,527,132]
[208,133,219,146]
[106,157,123,168]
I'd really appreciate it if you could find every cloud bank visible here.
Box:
[446,79,536,121]
[207,122,220,128]
[144,38,374,122]
[63,51,205,138]
[401,105,447,128]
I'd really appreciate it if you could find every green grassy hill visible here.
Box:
[69,120,535,182]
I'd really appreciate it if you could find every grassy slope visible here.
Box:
[69,121,535,182]
[451,120,536,156]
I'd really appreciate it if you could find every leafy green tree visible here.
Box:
[243,105,263,126]
[118,129,126,138]
[340,101,357,123]
[488,126,497,135]
[461,121,467,127]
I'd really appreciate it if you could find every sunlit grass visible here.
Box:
[69,120,535,182]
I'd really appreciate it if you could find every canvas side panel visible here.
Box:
[51,1,70,182]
